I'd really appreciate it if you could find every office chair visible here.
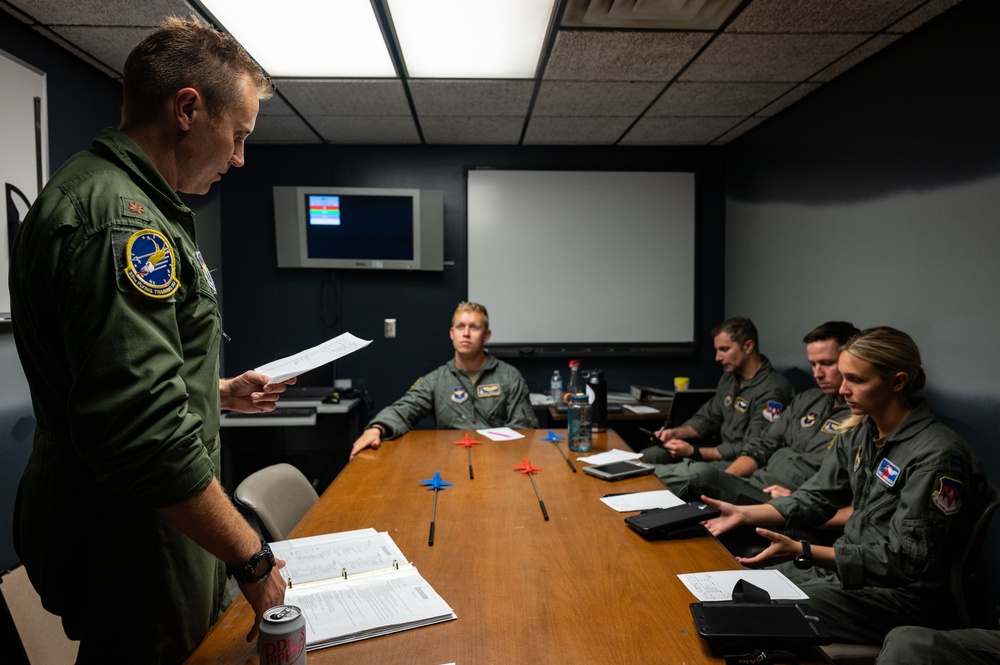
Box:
[818,483,1000,665]
[234,463,319,542]
[0,565,79,664]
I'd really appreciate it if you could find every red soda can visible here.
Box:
[258,605,307,665]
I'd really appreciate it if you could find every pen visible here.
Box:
[602,492,631,498]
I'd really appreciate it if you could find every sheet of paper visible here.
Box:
[677,569,809,602]
[576,448,643,465]
[255,332,371,383]
[476,427,525,441]
[622,404,660,414]
[270,529,407,587]
[600,489,685,512]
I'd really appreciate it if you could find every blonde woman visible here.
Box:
[702,327,986,644]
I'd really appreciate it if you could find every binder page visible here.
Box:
[285,566,457,649]
[271,529,408,587]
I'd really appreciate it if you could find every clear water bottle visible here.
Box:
[567,359,584,397]
[567,393,592,452]
[550,370,563,405]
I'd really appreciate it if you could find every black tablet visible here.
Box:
[624,502,720,534]
[690,602,832,646]
[581,460,655,481]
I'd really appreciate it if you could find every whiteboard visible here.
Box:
[1,49,48,317]
[467,170,695,351]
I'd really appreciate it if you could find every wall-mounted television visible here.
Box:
[273,186,444,271]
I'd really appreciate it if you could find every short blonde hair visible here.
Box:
[453,301,489,330]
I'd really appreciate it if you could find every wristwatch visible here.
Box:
[226,541,276,584]
[793,540,813,570]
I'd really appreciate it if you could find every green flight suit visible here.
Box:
[767,400,986,644]
[640,356,794,487]
[879,625,1000,665]
[662,389,851,503]
[10,128,226,664]
[368,355,538,438]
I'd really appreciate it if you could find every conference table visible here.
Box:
[186,429,816,664]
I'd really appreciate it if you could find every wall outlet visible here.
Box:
[385,318,396,338]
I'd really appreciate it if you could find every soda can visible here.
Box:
[259,605,307,665]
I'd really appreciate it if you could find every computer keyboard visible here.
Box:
[225,407,317,419]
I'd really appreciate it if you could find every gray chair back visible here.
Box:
[235,463,319,542]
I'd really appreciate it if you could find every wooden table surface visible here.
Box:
[186,429,807,664]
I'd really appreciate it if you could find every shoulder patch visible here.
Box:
[762,400,783,423]
[195,251,217,294]
[931,475,963,515]
[118,229,180,299]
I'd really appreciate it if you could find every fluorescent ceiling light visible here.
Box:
[387,0,557,78]
[201,0,396,77]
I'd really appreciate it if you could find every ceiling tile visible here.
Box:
[888,0,964,32]
[30,25,122,78]
[247,115,320,144]
[755,83,822,117]
[309,116,420,144]
[6,0,196,26]
[409,80,534,117]
[49,26,153,74]
[523,116,635,145]
[648,81,796,117]
[275,80,411,117]
[680,33,870,82]
[712,116,768,144]
[810,34,901,83]
[533,80,664,116]
[619,116,740,145]
[543,30,711,82]
[420,117,525,144]
[259,93,297,116]
[726,0,923,33]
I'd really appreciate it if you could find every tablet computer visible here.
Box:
[689,602,832,646]
[581,460,655,481]
[624,502,720,535]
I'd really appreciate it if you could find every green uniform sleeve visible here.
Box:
[60,226,214,508]
[769,432,853,525]
[683,378,726,440]
[368,374,436,439]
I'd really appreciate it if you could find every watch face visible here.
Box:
[253,554,273,577]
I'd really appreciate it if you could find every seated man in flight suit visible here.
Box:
[350,301,538,458]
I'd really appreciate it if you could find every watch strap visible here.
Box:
[226,541,276,584]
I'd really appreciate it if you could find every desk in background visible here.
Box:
[219,388,362,494]
[187,429,820,664]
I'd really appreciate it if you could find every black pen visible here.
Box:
[602,492,632,498]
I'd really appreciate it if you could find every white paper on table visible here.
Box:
[575,449,644,465]
[677,569,809,602]
[600,489,685,512]
[255,332,372,383]
[476,427,525,441]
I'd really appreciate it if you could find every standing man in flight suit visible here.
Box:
[350,301,538,458]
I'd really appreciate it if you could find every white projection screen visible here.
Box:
[467,170,695,354]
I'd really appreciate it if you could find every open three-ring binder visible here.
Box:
[269,528,456,650]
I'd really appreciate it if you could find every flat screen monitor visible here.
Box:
[273,186,443,271]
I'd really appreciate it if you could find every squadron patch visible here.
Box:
[762,400,784,423]
[801,411,818,428]
[821,419,843,435]
[477,384,501,398]
[123,229,180,298]
[734,396,749,414]
[195,251,217,294]
[931,475,963,515]
[724,392,733,408]
[452,386,468,403]
[876,458,901,487]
